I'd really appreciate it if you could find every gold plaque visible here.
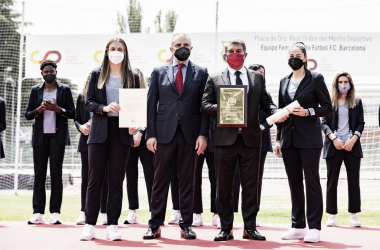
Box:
[217,85,247,127]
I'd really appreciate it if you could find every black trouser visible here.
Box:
[233,151,268,213]
[85,118,130,225]
[193,149,217,213]
[149,125,198,230]
[126,143,154,210]
[32,134,65,214]
[282,144,323,230]
[80,152,108,213]
[170,163,180,210]
[326,150,361,214]
[215,135,260,231]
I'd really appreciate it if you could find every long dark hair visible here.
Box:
[81,73,91,101]
[97,38,135,89]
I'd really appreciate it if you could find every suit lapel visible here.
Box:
[294,70,312,99]
[56,81,63,107]
[221,68,230,85]
[179,61,194,98]
[37,83,44,106]
[165,61,177,93]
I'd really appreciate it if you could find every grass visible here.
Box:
[1,194,380,226]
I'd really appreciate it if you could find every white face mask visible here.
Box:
[108,51,124,65]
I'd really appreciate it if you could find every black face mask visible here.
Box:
[43,74,56,84]
[288,57,305,71]
[174,47,191,61]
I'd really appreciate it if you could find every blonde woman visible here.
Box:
[79,38,140,241]
[321,72,364,227]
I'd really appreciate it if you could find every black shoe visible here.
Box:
[214,230,234,241]
[143,227,161,239]
[180,227,196,239]
[243,229,266,240]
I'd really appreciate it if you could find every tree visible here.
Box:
[165,11,178,33]
[154,10,178,33]
[117,0,142,33]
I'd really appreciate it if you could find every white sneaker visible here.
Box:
[256,219,260,227]
[123,210,138,224]
[326,214,337,227]
[349,214,361,227]
[48,213,62,224]
[76,211,86,225]
[211,214,220,227]
[192,214,203,227]
[304,229,320,243]
[106,225,122,241]
[100,213,108,225]
[281,228,307,240]
[168,210,180,225]
[27,213,45,224]
[79,224,95,241]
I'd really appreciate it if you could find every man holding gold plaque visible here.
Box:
[201,39,279,241]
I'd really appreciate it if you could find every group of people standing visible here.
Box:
[17,33,367,244]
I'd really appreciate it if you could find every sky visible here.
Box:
[12,0,380,35]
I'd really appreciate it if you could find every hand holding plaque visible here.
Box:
[266,100,301,125]
[217,85,248,127]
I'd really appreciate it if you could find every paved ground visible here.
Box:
[1,221,379,250]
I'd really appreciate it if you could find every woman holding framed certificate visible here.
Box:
[275,42,332,243]
[79,38,140,241]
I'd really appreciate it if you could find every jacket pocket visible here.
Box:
[192,115,200,121]
[156,115,165,121]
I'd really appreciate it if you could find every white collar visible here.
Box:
[227,65,247,76]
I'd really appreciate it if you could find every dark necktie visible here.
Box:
[235,71,243,85]
[175,63,184,94]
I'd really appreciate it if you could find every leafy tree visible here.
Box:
[155,10,178,33]
[154,10,163,33]
[116,11,127,34]
[117,0,142,33]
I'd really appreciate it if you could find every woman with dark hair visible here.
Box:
[123,68,154,224]
[275,42,332,243]
[75,73,108,225]
[25,59,76,225]
[79,38,140,241]
[248,64,265,75]
[322,72,364,227]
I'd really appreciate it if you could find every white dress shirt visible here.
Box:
[228,66,249,91]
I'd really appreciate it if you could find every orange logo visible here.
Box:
[30,51,61,64]
[158,49,174,63]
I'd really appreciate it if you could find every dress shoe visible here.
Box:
[143,228,161,239]
[243,229,266,240]
[180,227,196,239]
[214,230,234,241]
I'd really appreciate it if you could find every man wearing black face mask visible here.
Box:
[25,59,75,225]
[144,33,209,240]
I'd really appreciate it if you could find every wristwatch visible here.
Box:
[305,109,310,116]
[60,107,66,113]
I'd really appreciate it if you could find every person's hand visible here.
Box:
[129,127,139,135]
[195,136,207,155]
[274,140,282,158]
[343,136,358,151]
[103,102,120,114]
[147,137,157,153]
[87,119,92,126]
[293,107,308,117]
[133,132,142,147]
[277,114,289,123]
[79,125,90,135]
[43,98,60,113]
[333,138,345,150]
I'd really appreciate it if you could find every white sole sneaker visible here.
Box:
[106,233,122,241]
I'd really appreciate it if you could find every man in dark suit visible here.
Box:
[0,97,5,159]
[201,39,278,241]
[144,33,209,240]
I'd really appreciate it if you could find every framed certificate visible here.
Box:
[119,89,148,128]
[217,85,247,127]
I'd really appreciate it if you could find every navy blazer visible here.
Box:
[321,98,365,158]
[0,97,5,158]
[85,67,140,146]
[146,60,209,144]
[74,94,91,152]
[25,81,76,147]
[276,69,332,149]
[202,68,277,148]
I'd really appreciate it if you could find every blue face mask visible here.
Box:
[338,85,351,94]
